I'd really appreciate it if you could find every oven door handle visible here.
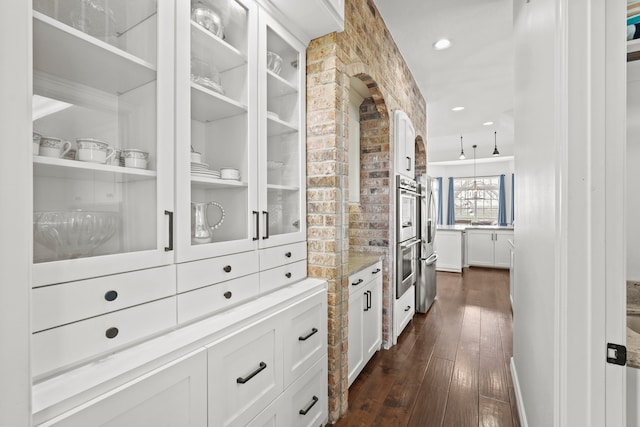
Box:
[400,189,419,197]
[400,239,421,249]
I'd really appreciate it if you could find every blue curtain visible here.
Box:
[446,177,455,225]
[511,173,515,225]
[436,177,443,225]
[498,174,507,226]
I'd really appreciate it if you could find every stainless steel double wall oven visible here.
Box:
[396,175,419,299]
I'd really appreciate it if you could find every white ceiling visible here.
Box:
[374,0,514,163]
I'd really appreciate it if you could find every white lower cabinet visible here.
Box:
[207,316,283,427]
[434,230,465,273]
[34,280,328,427]
[347,260,382,387]
[40,349,208,427]
[248,356,327,427]
[466,229,513,268]
[394,285,415,340]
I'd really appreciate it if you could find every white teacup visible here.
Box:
[40,137,71,158]
[76,138,115,164]
[122,149,149,169]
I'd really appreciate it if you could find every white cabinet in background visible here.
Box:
[259,0,344,42]
[434,230,465,272]
[466,229,513,269]
[394,110,415,178]
[347,260,383,387]
[39,350,208,427]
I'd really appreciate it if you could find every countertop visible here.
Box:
[437,224,515,232]
[628,280,640,368]
[348,252,383,276]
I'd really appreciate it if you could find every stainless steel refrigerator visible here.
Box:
[416,174,438,313]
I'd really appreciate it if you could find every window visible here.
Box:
[453,176,500,224]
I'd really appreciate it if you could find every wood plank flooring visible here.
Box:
[334,268,520,427]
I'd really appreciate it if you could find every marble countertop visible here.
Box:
[348,252,383,276]
[627,280,640,368]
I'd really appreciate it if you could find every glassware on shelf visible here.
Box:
[191,201,225,244]
[267,51,282,75]
[69,0,118,45]
[191,1,225,39]
[33,210,119,260]
[191,57,225,94]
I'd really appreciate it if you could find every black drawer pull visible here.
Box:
[351,278,363,286]
[405,306,411,312]
[236,362,267,384]
[164,210,173,251]
[372,268,381,274]
[285,251,292,258]
[223,265,232,273]
[223,291,232,299]
[105,327,119,339]
[285,272,292,278]
[298,327,318,341]
[299,396,319,415]
[104,290,118,301]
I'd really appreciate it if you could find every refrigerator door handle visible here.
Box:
[421,253,438,266]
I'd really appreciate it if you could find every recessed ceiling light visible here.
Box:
[483,121,494,126]
[451,106,464,112]
[433,38,452,50]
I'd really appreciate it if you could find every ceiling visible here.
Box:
[374,0,514,164]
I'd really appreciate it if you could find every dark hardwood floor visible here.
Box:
[334,268,521,427]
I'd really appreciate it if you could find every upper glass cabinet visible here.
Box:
[175,0,257,262]
[258,10,306,248]
[31,0,175,286]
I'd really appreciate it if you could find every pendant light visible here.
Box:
[458,135,466,160]
[492,131,500,156]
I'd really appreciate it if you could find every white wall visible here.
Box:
[428,158,514,224]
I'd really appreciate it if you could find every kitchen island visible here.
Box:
[435,225,514,272]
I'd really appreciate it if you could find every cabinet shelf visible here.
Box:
[33,12,157,95]
[191,176,249,189]
[267,116,298,136]
[33,156,157,182]
[191,84,248,122]
[267,70,297,96]
[267,184,299,191]
[191,22,247,72]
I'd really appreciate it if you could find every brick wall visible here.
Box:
[306,0,426,421]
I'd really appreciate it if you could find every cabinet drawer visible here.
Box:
[282,356,328,427]
[247,356,327,427]
[207,316,283,427]
[282,292,326,386]
[32,265,176,332]
[259,242,307,271]
[348,260,382,295]
[33,297,177,378]
[395,286,415,339]
[176,251,259,293]
[259,260,307,293]
[177,273,260,324]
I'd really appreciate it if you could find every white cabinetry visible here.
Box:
[40,350,208,427]
[434,230,465,272]
[34,280,328,427]
[258,0,344,42]
[394,285,415,341]
[347,261,383,387]
[466,229,514,269]
[394,110,415,178]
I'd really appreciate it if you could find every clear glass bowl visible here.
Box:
[191,1,224,38]
[34,211,119,260]
[191,57,225,94]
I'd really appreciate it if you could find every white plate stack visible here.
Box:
[220,167,240,181]
[191,162,221,179]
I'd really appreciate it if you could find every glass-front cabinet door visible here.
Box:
[31,0,175,286]
[175,0,257,262]
[258,10,306,248]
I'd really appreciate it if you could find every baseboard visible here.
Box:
[510,357,528,427]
